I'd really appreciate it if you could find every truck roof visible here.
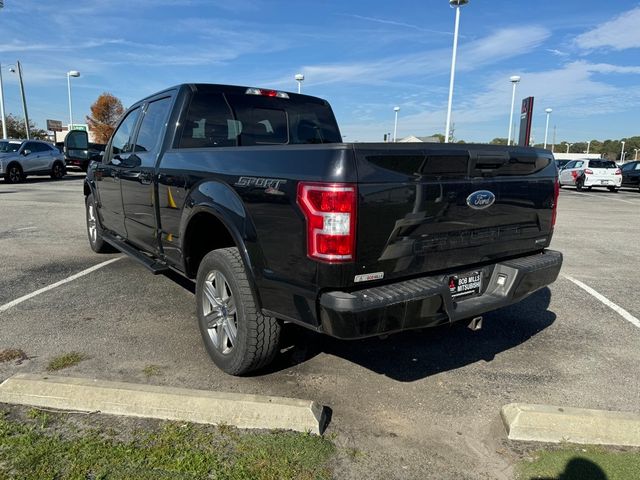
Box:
[135,83,330,107]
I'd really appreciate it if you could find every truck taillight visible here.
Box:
[297,182,356,263]
[584,168,594,175]
[552,177,559,228]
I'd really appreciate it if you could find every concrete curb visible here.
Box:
[501,403,640,447]
[0,374,326,435]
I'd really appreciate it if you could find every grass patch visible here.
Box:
[0,348,27,363]
[46,352,86,371]
[142,364,163,377]
[518,445,640,480]
[0,409,335,479]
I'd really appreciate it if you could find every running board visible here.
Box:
[103,234,169,275]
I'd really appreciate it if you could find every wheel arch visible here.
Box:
[179,189,264,309]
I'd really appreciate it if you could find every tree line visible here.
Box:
[488,137,639,160]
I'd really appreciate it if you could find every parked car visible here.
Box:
[59,139,106,172]
[558,159,621,191]
[0,139,66,183]
[72,83,562,376]
[620,161,640,191]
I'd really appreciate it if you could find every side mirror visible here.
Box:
[22,149,31,156]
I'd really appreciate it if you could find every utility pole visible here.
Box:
[551,125,556,153]
[0,63,7,139]
[16,61,30,139]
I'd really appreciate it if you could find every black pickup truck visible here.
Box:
[70,83,562,375]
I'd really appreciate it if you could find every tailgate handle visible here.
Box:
[475,152,509,169]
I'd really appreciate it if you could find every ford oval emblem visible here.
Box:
[466,190,496,210]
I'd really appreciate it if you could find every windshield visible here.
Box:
[0,141,21,153]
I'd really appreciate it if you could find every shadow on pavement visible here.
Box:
[18,175,86,184]
[268,288,556,382]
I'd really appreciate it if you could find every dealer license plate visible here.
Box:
[600,180,611,185]
[448,271,482,298]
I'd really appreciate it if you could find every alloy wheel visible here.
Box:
[202,270,238,355]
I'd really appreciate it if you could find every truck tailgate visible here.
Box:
[352,143,557,283]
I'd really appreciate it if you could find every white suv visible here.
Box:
[0,139,66,183]
[558,159,622,192]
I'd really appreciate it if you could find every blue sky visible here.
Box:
[1,0,639,143]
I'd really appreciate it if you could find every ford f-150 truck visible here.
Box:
[71,83,562,375]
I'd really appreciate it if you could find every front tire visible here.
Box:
[196,247,281,375]
[5,163,23,183]
[85,194,115,253]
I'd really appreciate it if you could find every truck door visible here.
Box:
[121,96,173,253]
[94,107,141,236]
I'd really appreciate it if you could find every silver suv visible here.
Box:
[0,139,66,183]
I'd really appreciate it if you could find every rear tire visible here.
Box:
[50,161,66,180]
[608,187,619,193]
[196,247,281,376]
[576,178,584,191]
[85,193,115,253]
[5,163,23,184]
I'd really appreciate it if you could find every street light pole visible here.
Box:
[444,0,469,143]
[15,61,30,140]
[543,108,552,149]
[620,141,626,162]
[508,76,521,146]
[0,63,7,139]
[393,106,400,142]
[634,148,639,161]
[295,73,304,94]
[67,70,80,129]
[567,143,573,154]
[586,140,591,154]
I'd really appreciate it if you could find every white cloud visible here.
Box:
[575,6,640,50]
[266,26,550,88]
[339,61,640,142]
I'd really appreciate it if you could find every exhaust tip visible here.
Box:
[468,316,483,331]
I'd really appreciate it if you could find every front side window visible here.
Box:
[135,97,172,155]
[22,142,40,154]
[111,108,141,157]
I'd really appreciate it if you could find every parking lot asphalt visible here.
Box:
[1,174,639,479]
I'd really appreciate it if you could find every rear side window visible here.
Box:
[179,93,235,148]
[589,160,617,169]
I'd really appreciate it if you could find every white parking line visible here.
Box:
[0,257,122,313]
[563,275,640,330]
[560,190,637,205]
